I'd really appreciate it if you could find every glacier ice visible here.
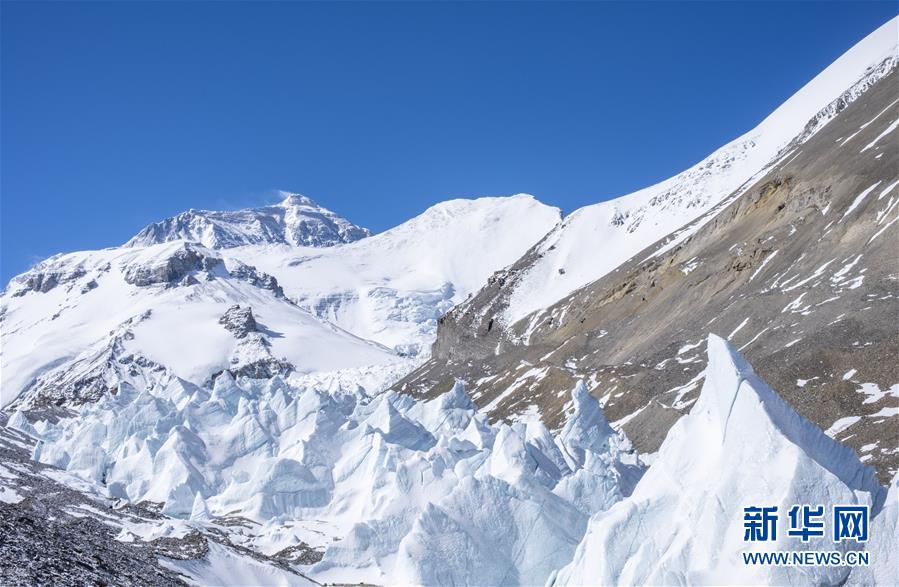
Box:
[21,372,636,585]
[9,334,896,585]
[552,334,889,586]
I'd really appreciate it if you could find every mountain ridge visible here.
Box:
[126,191,372,249]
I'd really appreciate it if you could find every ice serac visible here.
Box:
[25,372,634,586]
[849,472,898,585]
[553,334,886,586]
[126,191,371,249]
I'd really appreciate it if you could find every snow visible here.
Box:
[227,194,560,355]
[877,178,899,200]
[856,382,899,405]
[840,181,883,221]
[127,191,371,249]
[826,416,862,437]
[0,485,23,504]
[860,118,899,152]
[160,541,316,586]
[727,317,749,340]
[502,17,898,325]
[0,242,397,407]
[2,195,557,409]
[27,374,639,586]
[553,335,886,586]
[748,250,778,282]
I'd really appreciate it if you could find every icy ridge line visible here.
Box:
[126,190,372,249]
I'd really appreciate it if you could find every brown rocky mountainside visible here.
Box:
[395,67,899,482]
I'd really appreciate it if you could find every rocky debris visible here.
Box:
[219,305,257,339]
[228,355,294,380]
[0,418,190,586]
[274,543,325,565]
[0,414,317,586]
[149,530,209,561]
[397,66,899,481]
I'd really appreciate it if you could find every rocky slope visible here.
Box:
[396,29,899,481]
[493,17,898,328]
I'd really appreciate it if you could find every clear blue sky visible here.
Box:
[2,1,895,284]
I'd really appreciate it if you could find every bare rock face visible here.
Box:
[227,262,285,298]
[219,305,257,339]
[123,243,222,287]
[397,66,899,481]
[215,305,294,380]
[9,265,87,297]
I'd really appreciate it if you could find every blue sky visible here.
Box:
[1,1,895,284]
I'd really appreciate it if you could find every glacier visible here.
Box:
[552,335,891,586]
[8,334,895,585]
[226,194,561,355]
[15,369,638,585]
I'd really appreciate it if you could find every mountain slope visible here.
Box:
[226,194,561,356]
[1,241,395,409]
[396,22,899,480]
[127,192,371,249]
[462,17,897,329]
[1,195,559,409]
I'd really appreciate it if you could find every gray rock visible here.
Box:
[396,66,899,482]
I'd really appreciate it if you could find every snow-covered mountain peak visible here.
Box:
[126,192,371,249]
[277,190,316,207]
[227,194,561,355]
[375,193,555,239]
